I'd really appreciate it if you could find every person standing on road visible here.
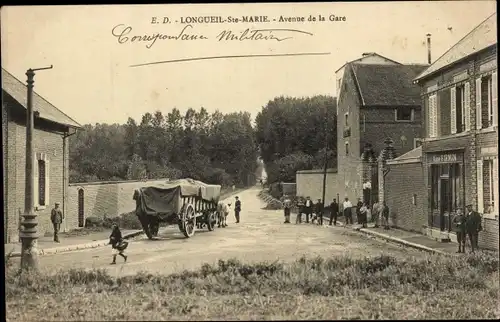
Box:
[342,197,353,226]
[296,197,304,224]
[304,196,313,223]
[50,202,64,243]
[283,195,291,224]
[360,203,368,228]
[465,204,482,252]
[314,198,323,225]
[381,201,390,230]
[234,196,241,223]
[372,200,380,228]
[109,224,128,265]
[452,209,467,253]
[329,198,339,226]
[356,198,363,225]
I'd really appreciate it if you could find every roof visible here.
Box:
[415,12,497,82]
[335,53,401,73]
[387,146,422,165]
[2,68,82,128]
[351,63,429,106]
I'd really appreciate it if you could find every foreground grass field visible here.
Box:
[6,251,499,321]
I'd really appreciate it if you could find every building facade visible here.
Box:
[336,60,427,201]
[2,68,82,243]
[297,53,427,203]
[414,13,498,249]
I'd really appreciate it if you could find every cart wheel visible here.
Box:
[206,211,216,231]
[180,203,196,238]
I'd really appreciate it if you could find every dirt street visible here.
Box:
[33,188,424,275]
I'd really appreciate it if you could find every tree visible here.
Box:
[255,95,337,183]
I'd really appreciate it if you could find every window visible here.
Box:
[483,160,495,214]
[345,142,349,156]
[414,138,423,149]
[395,107,414,122]
[34,153,49,209]
[428,94,438,137]
[38,160,46,206]
[477,75,496,129]
[453,85,466,133]
[344,112,349,127]
[430,163,463,212]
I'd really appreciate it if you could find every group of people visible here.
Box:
[452,204,483,253]
[282,196,325,224]
[282,195,391,229]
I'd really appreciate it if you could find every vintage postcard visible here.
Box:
[2,1,498,321]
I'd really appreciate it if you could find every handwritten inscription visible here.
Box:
[216,28,312,42]
[112,24,209,49]
[112,13,347,48]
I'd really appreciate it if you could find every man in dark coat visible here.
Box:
[304,196,313,223]
[452,210,466,253]
[465,204,482,252]
[314,199,323,225]
[381,201,390,230]
[50,202,64,243]
[234,196,241,223]
[329,198,339,226]
[296,197,304,224]
[356,198,363,224]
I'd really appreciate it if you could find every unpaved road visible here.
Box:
[32,188,424,275]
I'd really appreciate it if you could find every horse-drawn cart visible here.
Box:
[133,178,221,239]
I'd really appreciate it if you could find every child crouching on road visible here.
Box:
[109,224,128,265]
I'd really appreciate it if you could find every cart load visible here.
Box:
[133,178,222,239]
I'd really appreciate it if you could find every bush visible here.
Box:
[5,252,499,320]
[103,211,143,230]
[84,216,103,228]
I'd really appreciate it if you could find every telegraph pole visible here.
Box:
[320,103,330,226]
[20,65,53,272]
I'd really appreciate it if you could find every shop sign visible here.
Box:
[430,153,462,163]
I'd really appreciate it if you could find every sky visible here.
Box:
[1,2,497,126]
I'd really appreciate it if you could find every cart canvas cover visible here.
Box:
[134,178,222,216]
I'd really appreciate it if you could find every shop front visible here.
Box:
[427,150,465,232]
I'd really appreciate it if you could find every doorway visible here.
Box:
[78,189,85,227]
[439,178,451,231]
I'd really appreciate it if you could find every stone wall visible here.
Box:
[296,169,341,202]
[384,160,427,232]
[66,179,169,230]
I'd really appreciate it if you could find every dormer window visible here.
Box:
[395,107,414,122]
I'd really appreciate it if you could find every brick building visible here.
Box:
[2,68,82,243]
[383,147,427,232]
[413,13,498,250]
[297,54,427,202]
[335,59,428,201]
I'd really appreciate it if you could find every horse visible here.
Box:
[217,201,231,228]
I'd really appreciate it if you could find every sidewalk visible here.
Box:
[5,229,143,257]
[318,215,461,256]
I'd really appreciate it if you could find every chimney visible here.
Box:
[426,33,432,64]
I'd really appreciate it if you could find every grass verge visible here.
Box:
[5,251,499,320]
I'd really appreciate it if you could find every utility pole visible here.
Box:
[320,103,330,226]
[20,65,53,272]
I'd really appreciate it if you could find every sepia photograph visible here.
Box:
[2,1,498,320]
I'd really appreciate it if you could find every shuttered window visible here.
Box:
[464,82,471,131]
[38,160,46,206]
[450,87,457,133]
[477,160,484,213]
[428,94,438,137]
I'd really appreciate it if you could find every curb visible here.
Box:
[318,215,453,256]
[7,230,144,258]
[355,228,451,256]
